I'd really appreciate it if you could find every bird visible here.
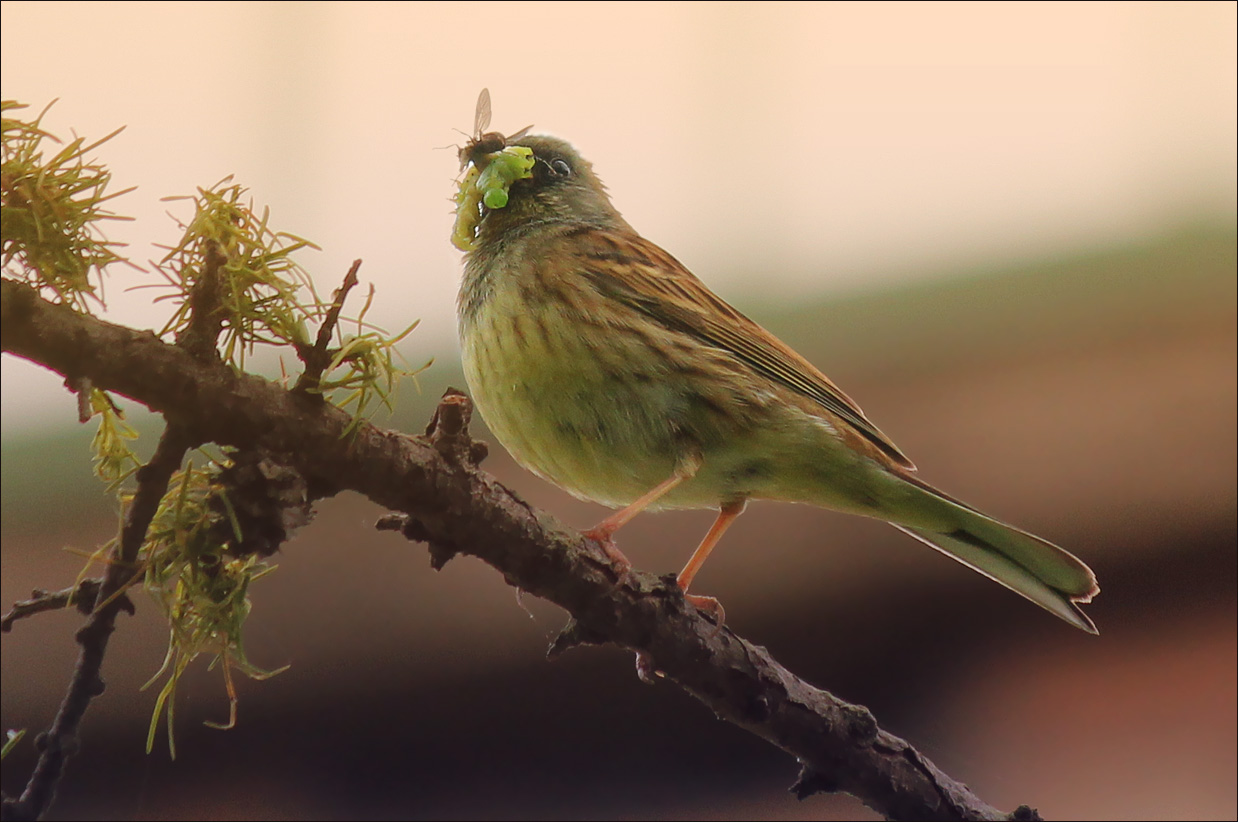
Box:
[453,109,1099,634]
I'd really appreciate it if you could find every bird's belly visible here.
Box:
[462,300,686,507]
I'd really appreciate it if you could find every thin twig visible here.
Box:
[70,377,92,423]
[2,426,191,822]
[175,240,226,361]
[293,259,362,393]
[0,580,117,633]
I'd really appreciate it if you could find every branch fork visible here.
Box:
[3,279,1039,821]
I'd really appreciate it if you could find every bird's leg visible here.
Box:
[676,499,747,626]
[582,456,701,573]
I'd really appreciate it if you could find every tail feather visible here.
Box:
[894,524,1098,633]
[893,478,1099,633]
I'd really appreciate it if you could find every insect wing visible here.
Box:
[474,88,492,139]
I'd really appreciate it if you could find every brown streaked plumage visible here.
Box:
[455,128,1099,633]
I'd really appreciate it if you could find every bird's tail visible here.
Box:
[891,475,1099,633]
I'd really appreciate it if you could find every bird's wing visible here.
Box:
[567,227,915,469]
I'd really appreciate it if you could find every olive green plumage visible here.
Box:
[457,133,1098,633]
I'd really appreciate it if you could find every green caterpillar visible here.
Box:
[452,145,534,251]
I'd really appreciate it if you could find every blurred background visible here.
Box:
[2,2,1234,820]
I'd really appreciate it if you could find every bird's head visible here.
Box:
[454,134,630,251]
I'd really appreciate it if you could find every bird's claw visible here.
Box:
[684,592,726,636]
[581,526,633,583]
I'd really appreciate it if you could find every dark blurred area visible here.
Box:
[2,224,1235,820]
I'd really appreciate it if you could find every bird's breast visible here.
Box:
[461,267,692,506]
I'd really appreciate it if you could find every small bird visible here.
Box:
[454,111,1099,633]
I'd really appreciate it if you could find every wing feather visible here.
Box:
[566,227,915,469]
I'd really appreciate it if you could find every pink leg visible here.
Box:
[676,499,747,625]
[582,458,700,573]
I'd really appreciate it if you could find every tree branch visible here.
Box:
[0,580,116,633]
[1,277,1036,821]
[3,425,189,822]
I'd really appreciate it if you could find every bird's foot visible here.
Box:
[581,525,633,581]
[683,592,726,635]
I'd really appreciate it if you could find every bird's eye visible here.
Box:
[549,158,571,177]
